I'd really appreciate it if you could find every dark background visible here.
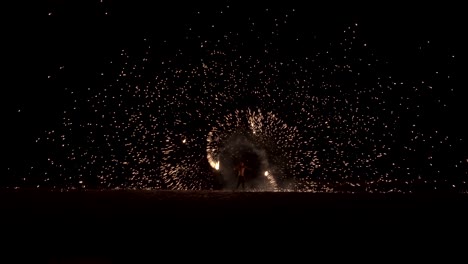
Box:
[0,1,467,261]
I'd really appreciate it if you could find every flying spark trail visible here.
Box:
[35,9,467,193]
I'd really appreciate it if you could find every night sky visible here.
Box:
[3,1,467,192]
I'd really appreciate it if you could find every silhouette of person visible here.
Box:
[235,162,247,190]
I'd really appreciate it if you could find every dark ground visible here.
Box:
[1,189,467,262]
